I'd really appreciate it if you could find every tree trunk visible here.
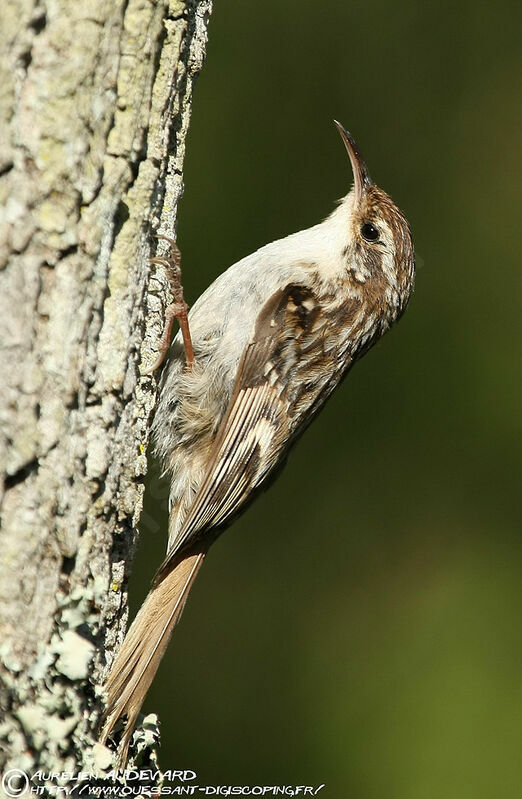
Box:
[0,0,212,779]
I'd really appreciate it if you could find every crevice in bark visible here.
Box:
[4,458,39,491]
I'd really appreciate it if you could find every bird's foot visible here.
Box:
[144,235,195,373]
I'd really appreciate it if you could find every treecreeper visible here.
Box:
[100,121,416,763]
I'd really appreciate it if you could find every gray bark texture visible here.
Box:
[0,0,211,780]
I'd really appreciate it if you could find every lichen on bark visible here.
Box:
[0,0,212,777]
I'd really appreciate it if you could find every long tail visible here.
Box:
[100,546,207,763]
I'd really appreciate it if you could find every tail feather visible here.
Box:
[100,547,206,763]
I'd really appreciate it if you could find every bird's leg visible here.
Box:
[144,236,195,373]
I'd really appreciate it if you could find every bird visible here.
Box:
[100,120,415,763]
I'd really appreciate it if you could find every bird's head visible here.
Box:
[334,121,415,319]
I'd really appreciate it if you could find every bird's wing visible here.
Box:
[155,281,337,580]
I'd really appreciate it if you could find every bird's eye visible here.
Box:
[360,222,380,242]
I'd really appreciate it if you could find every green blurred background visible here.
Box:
[133,1,521,795]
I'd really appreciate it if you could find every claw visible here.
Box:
[145,235,194,372]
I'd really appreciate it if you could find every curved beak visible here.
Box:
[333,120,372,204]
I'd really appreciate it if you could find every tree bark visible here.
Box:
[0,0,211,778]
